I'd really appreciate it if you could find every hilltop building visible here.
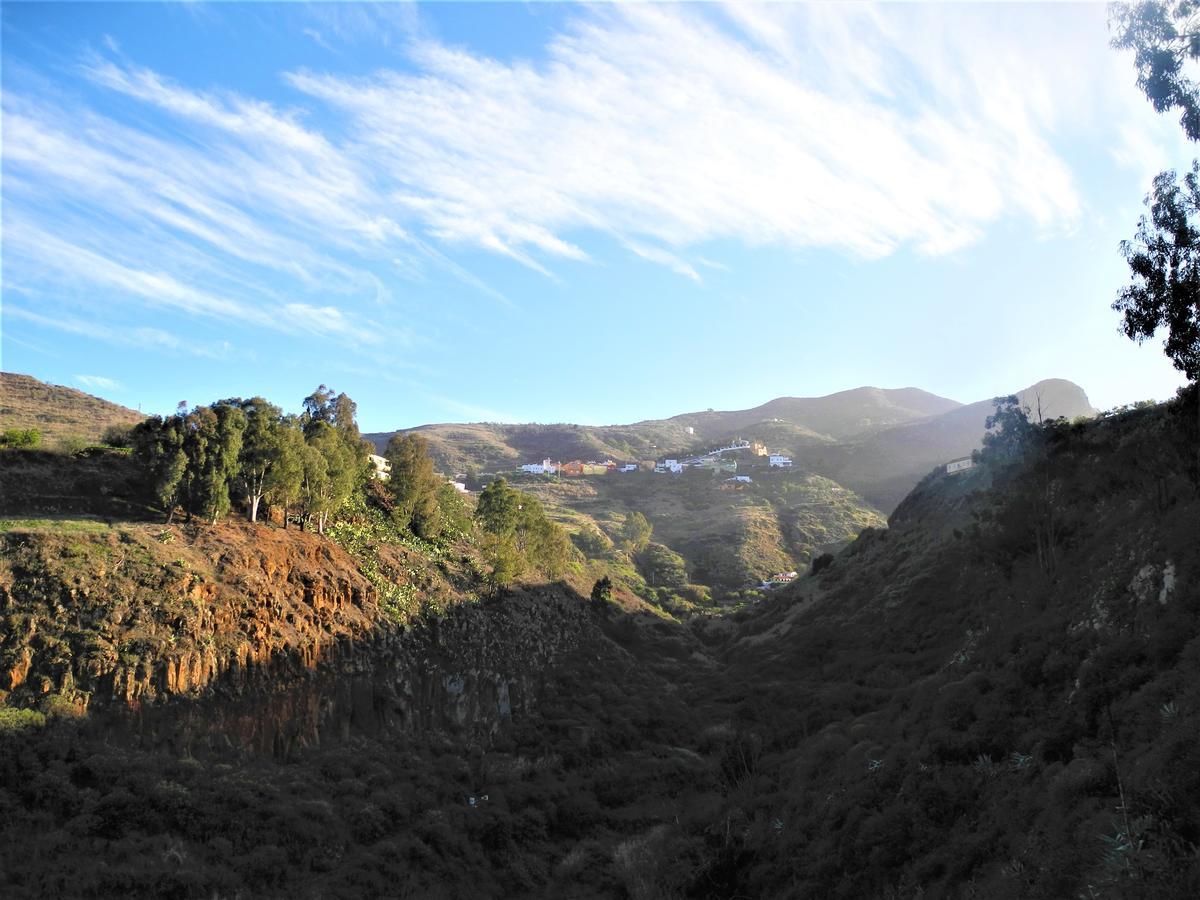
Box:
[945,457,974,475]
[519,458,557,475]
[769,455,793,468]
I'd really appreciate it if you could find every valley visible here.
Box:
[366,377,1096,608]
[0,374,1195,897]
[4,4,1199,897]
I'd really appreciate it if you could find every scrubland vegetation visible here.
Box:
[0,385,1196,898]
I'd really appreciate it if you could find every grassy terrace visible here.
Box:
[0,516,116,534]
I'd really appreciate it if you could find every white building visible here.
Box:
[768,455,793,468]
[369,454,391,480]
[726,475,752,483]
[945,457,974,475]
[519,458,558,475]
[618,463,638,473]
[656,459,684,474]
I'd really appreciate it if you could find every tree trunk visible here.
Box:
[250,494,260,523]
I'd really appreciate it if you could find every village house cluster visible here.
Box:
[516,439,794,481]
[760,570,799,589]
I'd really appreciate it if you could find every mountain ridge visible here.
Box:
[368,378,1097,516]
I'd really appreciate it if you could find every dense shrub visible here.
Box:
[0,428,41,449]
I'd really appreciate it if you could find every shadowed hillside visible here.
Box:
[685,387,1197,898]
[805,378,1098,512]
[0,387,1194,898]
[666,385,964,442]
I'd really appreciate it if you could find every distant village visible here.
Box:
[512,439,794,485]
[365,436,975,497]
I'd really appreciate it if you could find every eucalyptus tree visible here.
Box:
[235,397,287,523]
[132,414,188,522]
[384,432,442,539]
[303,421,357,534]
[185,403,246,524]
[265,419,306,528]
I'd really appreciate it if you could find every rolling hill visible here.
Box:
[4,370,1094,599]
[803,378,1098,511]
[366,385,965,473]
[0,372,145,446]
[370,379,1096,517]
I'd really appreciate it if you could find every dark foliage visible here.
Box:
[1,400,1197,899]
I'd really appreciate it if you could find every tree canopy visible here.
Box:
[978,395,1039,466]
[1112,2,1200,381]
[132,387,370,530]
[1117,164,1200,380]
[475,478,573,586]
[622,511,653,552]
[1111,2,1200,141]
[385,433,442,540]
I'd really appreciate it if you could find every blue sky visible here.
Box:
[1,1,1193,432]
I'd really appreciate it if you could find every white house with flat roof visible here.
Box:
[945,457,974,474]
[768,455,793,468]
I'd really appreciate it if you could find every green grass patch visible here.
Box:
[0,517,112,534]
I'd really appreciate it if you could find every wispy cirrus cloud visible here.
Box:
[4,306,235,360]
[2,0,1184,377]
[74,374,121,391]
[284,3,1101,273]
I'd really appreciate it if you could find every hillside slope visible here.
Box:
[0,387,1193,898]
[520,467,885,595]
[692,389,1198,897]
[667,385,963,442]
[370,380,1091,518]
[366,385,963,473]
[805,378,1098,512]
[0,372,145,445]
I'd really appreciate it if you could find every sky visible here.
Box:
[1,1,1195,433]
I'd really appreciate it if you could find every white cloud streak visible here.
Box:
[74,374,121,391]
[3,0,1187,366]
[285,3,1098,271]
[4,305,235,360]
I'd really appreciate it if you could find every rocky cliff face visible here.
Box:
[0,520,592,755]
